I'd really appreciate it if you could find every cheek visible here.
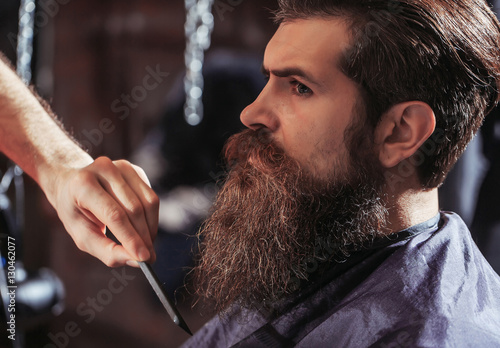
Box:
[278,99,354,174]
[304,109,354,175]
[310,127,349,176]
[280,122,348,178]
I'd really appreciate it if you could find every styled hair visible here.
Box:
[275,0,500,188]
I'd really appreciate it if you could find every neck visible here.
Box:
[383,186,440,234]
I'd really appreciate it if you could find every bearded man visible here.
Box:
[182,0,500,347]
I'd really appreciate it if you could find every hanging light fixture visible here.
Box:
[183,0,215,126]
[16,0,36,84]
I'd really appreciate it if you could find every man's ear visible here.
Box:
[374,101,436,168]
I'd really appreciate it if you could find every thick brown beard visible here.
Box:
[192,128,388,315]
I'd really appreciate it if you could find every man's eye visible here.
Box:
[292,81,312,96]
[297,83,311,94]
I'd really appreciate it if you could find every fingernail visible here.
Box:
[138,247,150,261]
[126,260,139,268]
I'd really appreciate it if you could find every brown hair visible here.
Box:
[274,0,500,188]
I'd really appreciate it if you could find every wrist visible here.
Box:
[38,149,94,208]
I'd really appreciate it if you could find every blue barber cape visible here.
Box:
[181,212,500,347]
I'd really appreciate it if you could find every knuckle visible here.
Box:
[120,234,137,247]
[72,237,88,253]
[102,256,114,267]
[103,256,118,268]
[133,165,147,177]
[72,169,94,187]
[93,157,116,173]
[106,207,126,224]
[113,159,127,167]
[103,245,121,268]
[145,191,159,208]
[129,200,144,218]
[95,156,113,166]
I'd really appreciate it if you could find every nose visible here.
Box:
[240,86,279,132]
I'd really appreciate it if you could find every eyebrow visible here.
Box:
[261,64,323,88]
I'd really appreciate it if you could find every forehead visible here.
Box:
[264,18,352,76]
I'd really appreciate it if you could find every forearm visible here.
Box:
[0,54,92,204]
[0,54,158,266]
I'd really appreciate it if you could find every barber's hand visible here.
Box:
[49,156,159,267]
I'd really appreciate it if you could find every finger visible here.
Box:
[104,227,152,265]
[97,175,153,248]
[81,229,139,268]
[93,159,155,251]
[64,213,135,267]
[114,161,159,246]
[74,171,152,262]
[129,162,151,186]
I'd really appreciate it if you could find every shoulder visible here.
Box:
[298,212,500,347]
[180,307,269,348]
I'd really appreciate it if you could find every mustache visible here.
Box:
[224,129,286,172]
[222,128,309,192]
